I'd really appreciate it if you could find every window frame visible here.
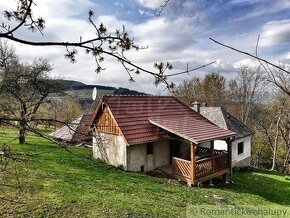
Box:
[237,142,244,155]
[146,142,154,155]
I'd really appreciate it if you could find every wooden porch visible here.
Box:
[158,142,231,186]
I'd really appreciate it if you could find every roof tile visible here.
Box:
[100,96,235,144]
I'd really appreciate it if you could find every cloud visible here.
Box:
[0,0,289,94]
[132,17,200,54]
[233,58,260,68]
[136,0,202,18]
[138,9,154,17]
[230,0,263,5]
[32,0,94,19]
[260,20,290,46]
[136,0,165,9]
[232,0,290,22]
[161,0,199,18]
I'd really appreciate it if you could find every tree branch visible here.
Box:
[209,37,290,75]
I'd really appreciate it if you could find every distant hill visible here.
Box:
[59,80,147,112]
[60,80,116,91]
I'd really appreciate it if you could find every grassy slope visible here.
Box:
[0,129,289,217]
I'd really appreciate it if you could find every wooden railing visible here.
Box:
[195,154,229,180]
[171,153,229,184]
[214,154,229,172]
[195,157,213,179]
[172,157,192,180]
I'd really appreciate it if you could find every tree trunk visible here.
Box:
[19,120,26,144]
[283,148,290,173]
[270,115,281,171]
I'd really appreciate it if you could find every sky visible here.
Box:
[0,0,290,94]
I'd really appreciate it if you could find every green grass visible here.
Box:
[0,128,290,217]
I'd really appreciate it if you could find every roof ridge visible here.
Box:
[102,94,176,97]
[220,107,255,136]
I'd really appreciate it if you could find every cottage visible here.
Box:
[192,103,254,167]
[89,95,236,186]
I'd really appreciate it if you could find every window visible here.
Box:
[147,143,154,155]
[238,142,244,155]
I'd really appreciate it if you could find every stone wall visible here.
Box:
[127,140,170,172]
[93,132,127,169]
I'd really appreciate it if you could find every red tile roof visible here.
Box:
[96,95,235,145]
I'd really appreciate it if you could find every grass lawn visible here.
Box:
[0,128,290,217]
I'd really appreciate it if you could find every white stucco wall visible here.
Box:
[213,140,227,151]
[93,132,170,172]
[214,136,252,167]
[93,132,127,169]
[231,136,252,166]
[127,140,170,172]
[127,143,147,171]
[154,141,170,167]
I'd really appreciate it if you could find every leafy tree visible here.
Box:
[172,78,202,106]
[202,72,226,106]
[173,72,226,107]
[36,99,82,129]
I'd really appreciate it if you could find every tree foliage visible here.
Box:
[36,98,82,129]
[173,72,226,107]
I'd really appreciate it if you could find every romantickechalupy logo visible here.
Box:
[186,205,288,218]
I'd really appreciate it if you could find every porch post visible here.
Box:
[190,142,196,185]
[226,138,233,183]
[211,141,214,173]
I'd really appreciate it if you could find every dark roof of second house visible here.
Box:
[92,95,236,145]
[72,114,93,142]
[49,114,92,143]
[195,107,254,139]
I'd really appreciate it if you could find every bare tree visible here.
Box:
[227,65,264,124]
[0,42,65,144]
[210,37,290,97]
[271,111,282,171]
[279,113,290,173]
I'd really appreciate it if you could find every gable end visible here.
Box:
[95,105,120,135]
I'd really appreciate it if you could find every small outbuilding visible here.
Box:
[49,114,92,145]
[192,104,254,167]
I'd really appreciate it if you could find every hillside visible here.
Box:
[0,129,289,217]
[59,80,146,112]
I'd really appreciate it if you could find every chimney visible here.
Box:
[192,101,201,113]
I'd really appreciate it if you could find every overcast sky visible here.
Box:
[0,0,290,94]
